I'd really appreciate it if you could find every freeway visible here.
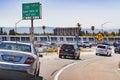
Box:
[39,47,96,80]
[57,54,120,80]
[1,46,118,80]
[39,47,120,80]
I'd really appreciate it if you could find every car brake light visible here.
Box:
[24,57,35,64]
[60,48,63,50]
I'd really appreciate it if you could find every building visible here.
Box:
[54,27,80,36]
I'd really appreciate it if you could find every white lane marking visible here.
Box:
[54,57,101,80]
[54,62,77,80]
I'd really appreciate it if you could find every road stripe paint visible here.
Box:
[54,62,76,80]
[54,57,102,80]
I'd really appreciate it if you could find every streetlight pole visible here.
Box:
[101,22,112,33]
[15,19,22,35]
[15,19,22,41]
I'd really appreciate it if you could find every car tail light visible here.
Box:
[24,57,35,64]
[60,48,63,50]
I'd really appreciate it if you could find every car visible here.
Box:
[0,41,42,80]
[114,45,120,53]
[39,42,57,47]
[113,41,120,47]
[96,44,112,56]
[78,41,92,48]
[59,44,80,60]
[45,46,58,52]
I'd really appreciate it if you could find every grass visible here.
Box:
[119,62,120,68]
[80,49,93,52]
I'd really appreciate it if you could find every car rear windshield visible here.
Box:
[0,42,31,52]
[97,46,106,49]
[61,44,74,50]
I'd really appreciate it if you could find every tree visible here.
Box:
[42,25,46,35]
[3,31,7,35]
[9,29,16,35]
[104,31,109,36]
[91,26,95,36]
[0,28,3,35]
[110,32,116,36]
[118,29,120,36]
[77,23,82,36]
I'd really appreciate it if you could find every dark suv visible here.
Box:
[59,44,80,60]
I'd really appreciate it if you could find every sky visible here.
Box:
[0,0,120,30]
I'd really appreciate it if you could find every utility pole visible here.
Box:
[31,17,34,45]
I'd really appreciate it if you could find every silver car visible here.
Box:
[96,44,112,56]
[0,41,41,80]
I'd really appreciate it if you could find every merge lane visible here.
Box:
[39,47,96,80]
[58,53,120,80]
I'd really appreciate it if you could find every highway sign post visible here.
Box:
[22,2,42,45]
[22,2,41,19]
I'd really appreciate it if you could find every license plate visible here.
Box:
[2,55,21,62]
[65,49,69,51]
[7,56,15,61]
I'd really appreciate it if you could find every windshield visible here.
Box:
[61,44,74,50]
[0,42,31,52]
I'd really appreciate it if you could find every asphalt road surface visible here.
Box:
[40,47,96,80]
[1,47,120,80]
[58,54,120,80]
[39,47,120,80]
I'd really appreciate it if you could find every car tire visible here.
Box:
[73,55,78,60]
[107,53,110,57]
[83,45,86,48]
[59,55,62,58]
[109,54,112,56]
[77,56,80,60]
[34,71,39,80]
[34,64,40,80]
[89,45,92,48]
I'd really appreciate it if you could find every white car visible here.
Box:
[78,41,92,48]
[96,44,112,56]
[0,41,42,80]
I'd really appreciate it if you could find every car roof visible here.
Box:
[98,42,110,46]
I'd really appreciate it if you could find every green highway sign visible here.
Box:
[22,2,41,19]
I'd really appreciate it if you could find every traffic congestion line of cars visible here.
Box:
[0,41,42,80]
